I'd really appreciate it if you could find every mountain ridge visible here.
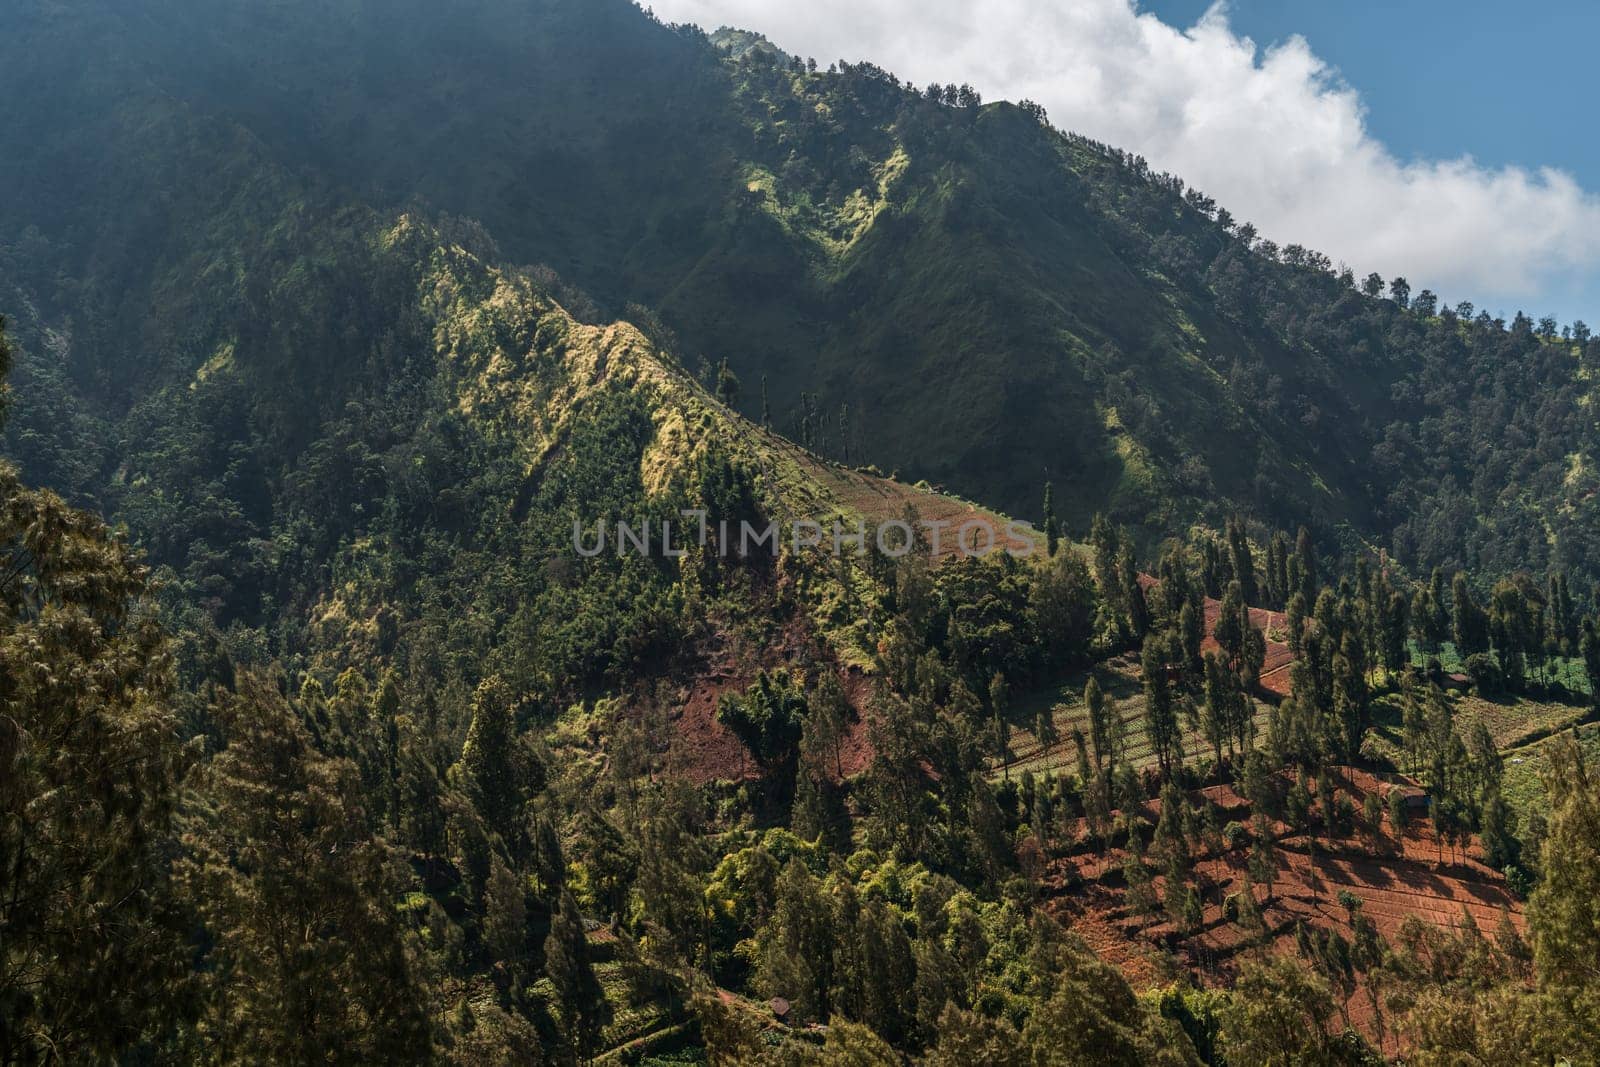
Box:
[6,0,1597,592]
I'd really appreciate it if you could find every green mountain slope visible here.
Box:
[6,0,1600,588]
[9,5,1600,1061]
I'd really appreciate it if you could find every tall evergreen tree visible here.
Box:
[990,672,1012,780]
[1581,618,1600,707]
[546,890,610,1063]
[0,450,189,1064]
[1453,573,1491,657]
[1042,482,1059,557]
[1141,632,1184,781]
[1292,526,1319,606]
[1524,730,1600,1016]
[1227,516,1257,606]
[1267,531,1292,609]
[1085,676,1121,793]
[1119,543,1150,638]
[179,679,433,1062]
[458,675,525,844]
[1090,514,1121,607]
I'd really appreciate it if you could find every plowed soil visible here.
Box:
[1043,766,1524,1054]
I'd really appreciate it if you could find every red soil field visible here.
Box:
[1043,766,1523,1053]
[664,666,876,786]
[1140,574,1296,697]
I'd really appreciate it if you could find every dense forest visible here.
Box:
[3,0,1600,1064]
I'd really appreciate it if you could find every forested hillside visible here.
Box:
[5,0,1600,586]
[3,0,1600,1064]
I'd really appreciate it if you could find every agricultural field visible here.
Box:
[1041,766,1524,1056]
[1453,693,1593,750]
[997,658,1275,781]
[1501,722,1600,823]
[1406,641,1592,699]
[1367,688,1593,774]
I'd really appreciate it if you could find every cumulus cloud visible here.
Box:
[648,0,1600,320]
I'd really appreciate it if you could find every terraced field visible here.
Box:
[997,658,1274,780]
[1453,694,1593,749]
[1501,721,1600,821]
[1043,766,1524,1055]
[1368,688,1593,778]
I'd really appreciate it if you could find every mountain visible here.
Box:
[4,1,1600,1063]
[5,0,1600,589]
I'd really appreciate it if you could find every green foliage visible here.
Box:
[546,890,611,1062]
[6,4,1600,1062]
[178,677,433,1061]
[718,670,808,766]
[1218,956,1365,1066]
[13,0,1600,593]
[1526,731,1600,990]
[0,463,188,1064]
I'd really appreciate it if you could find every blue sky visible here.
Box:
[1146,1,1600,182]
[652,0,1600,325]
[1141,0,1600,323]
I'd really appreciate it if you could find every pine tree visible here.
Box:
[1085,676,1117,785]
[458,674,523,843]
[483,853,529,975]
[1453,573,1490,656]
[990,672,1012,779]
[1387,787,1407,838]
[179,679,432,1062]
[1248,814,1279,900]
[1090,513,1120,606]
[1580,617,1600,707]
[1119,543,1150,638]
[546,890,610,1063]
[1267,531,1291,609]
[1285,591,1308,658]
[1227,516,1257,605]
[1292,526,1319,605]
[372,671,402,834]
[1214,581,1247,669]
[857,900,915,1044]
[0,451,189,1064]
[1526,731,1600,990]
[1042,481,1059,557]
[714,357,740,405]
[1428,566,1451,645]
[1240,624,1267,703]
[1035,706,1059,773]
[529,806,567,897]
[1141,632,1183,781]
[1179,599,1204,673]
[395,723,447,873]
[1480,789,1518,870]
[1380,585,1410,676]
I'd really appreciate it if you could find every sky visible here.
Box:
[647,0,1600,326]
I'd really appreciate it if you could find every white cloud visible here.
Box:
[648,0,1600,321]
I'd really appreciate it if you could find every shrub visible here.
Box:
[1464,652,1502,693]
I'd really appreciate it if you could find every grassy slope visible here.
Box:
[998,656,1275,781]
[1501,722,1600,822]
